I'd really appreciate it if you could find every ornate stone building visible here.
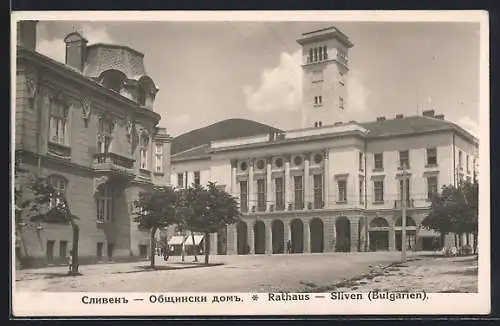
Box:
[15,21,171,267]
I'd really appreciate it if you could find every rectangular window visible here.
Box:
[314,96,318,105]
[240,181,248,213]
[318,46,323,61]
[359,179,364,204]
[49,98,68,145]
[59,240,68,259]
[323,46,328,60]
[257,179,266,212]
[427,176,438,200]
[96,242,103,259]
[318,96,322,105]
[140,147,148,170]
[374,153,383,170]
[399,150,410,169]
[48,176,67,209]
[194,171,200,185]
[339,97,344,110]
[337,180,347,203]
[374,180,384,203]
[466,155,470,173]
[309,48,313,63]
[359,152,364,171]
[96,185,113,222]
[275,177,284,211]
[177,173,184,188]
[458,150,463,170]
[313,174,323,209]
[155,144,163,173]
[426,148,437,166]
[294,176,304,210]
[46,240,55,262]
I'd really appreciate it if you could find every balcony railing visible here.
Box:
[394,199,414,209]
[92,152,135,178]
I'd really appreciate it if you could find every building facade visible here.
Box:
[170,26,479,255]
[15,21,172,267]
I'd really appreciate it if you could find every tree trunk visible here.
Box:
[150,228,157,268]
[70,223,80,275]
[473,231,478,255]
[204,232,210,265]
[191,231,198,262]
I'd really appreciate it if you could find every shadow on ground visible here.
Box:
[113,263,225,274]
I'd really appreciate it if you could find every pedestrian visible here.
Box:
[287,240,292,254]
[163,245,169,261]
[67,250,73,274]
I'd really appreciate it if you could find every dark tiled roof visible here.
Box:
[83,44,147,80]
[172,115,477,161]
[172,144,210,161]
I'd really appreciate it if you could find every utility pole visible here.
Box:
[401,163,408,263]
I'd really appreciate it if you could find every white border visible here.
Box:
[11,10,490,316]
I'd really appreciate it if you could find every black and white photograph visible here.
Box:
[11,11,489,316]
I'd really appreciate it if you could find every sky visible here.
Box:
[35,20,481,138]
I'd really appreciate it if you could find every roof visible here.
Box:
[172,115,478,161]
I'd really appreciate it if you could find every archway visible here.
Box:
[368,217,389,251]
[236,221,248,255]
[217,225,227,255]
[290,219,304,253]
[271,220,284,254]
[254,221,266,254]
[395,216,417,251]
[335,216,351,252]
[310,218,324,253]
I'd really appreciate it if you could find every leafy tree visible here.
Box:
[422,179,478,252]
[29,177,81,274]
[133,185,182,268]
[180,182,241,264]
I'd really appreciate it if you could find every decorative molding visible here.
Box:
[81,97,92,127]
[125,117,134,142]
[25,69,39,107]
[93,175,109,193]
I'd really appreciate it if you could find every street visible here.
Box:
[15,252,477,293]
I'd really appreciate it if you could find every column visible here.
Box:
[265,221,273,254]
[284,157,291,211]
[303,220,311,253]
[323,150,329,209]
[350,217,359,252]
[248,221,255,254]
[304,153,311,209]
[331,219,337,252]
[227,224,238,255]
[359,216,367,252]
[248,160,254,212]
[231,160,238,197]
[389,222,396,251]
[266,158,273,211]
[285,220,292,252]
[209,233,217,255]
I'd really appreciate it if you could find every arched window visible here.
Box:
[137,87,146,107]
[96,184,113,222]
[318,46,323,61]
[47,175,68,209]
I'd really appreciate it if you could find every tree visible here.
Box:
[422,179,479,252]
[180,182,241,264]
[133,185,182,268]
[29,177,81,275]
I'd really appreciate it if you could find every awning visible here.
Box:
[184,235,204,246]
[168,236,187,245]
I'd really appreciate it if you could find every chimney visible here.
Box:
[63,32,88,71]
[395,114,404,119]
[17,20,38,50]
[376,116,386,122]
[422,109,435,117]
[435,114,445,120]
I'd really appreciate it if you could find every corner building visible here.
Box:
[170,26,479,255]
[15,21,172,267]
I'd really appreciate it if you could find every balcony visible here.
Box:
[394,199,414,209]
[92,152,135,179]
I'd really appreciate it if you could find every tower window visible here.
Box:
[309,48,313,63]
[318,47,323,61]
[323,46,328,60]
[339,97,344,110]
[314,48,318,62]
[314,96,318,105]
[318,96,322,105]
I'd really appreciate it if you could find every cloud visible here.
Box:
[36,23,114,63]
[243,51,302,113]
[455,116,479,138]
[243,50,371,115]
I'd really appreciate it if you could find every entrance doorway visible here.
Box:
[271,220,284,254]
[335,217,351,252]
[310,218,324,253]
[290,219,304,253]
